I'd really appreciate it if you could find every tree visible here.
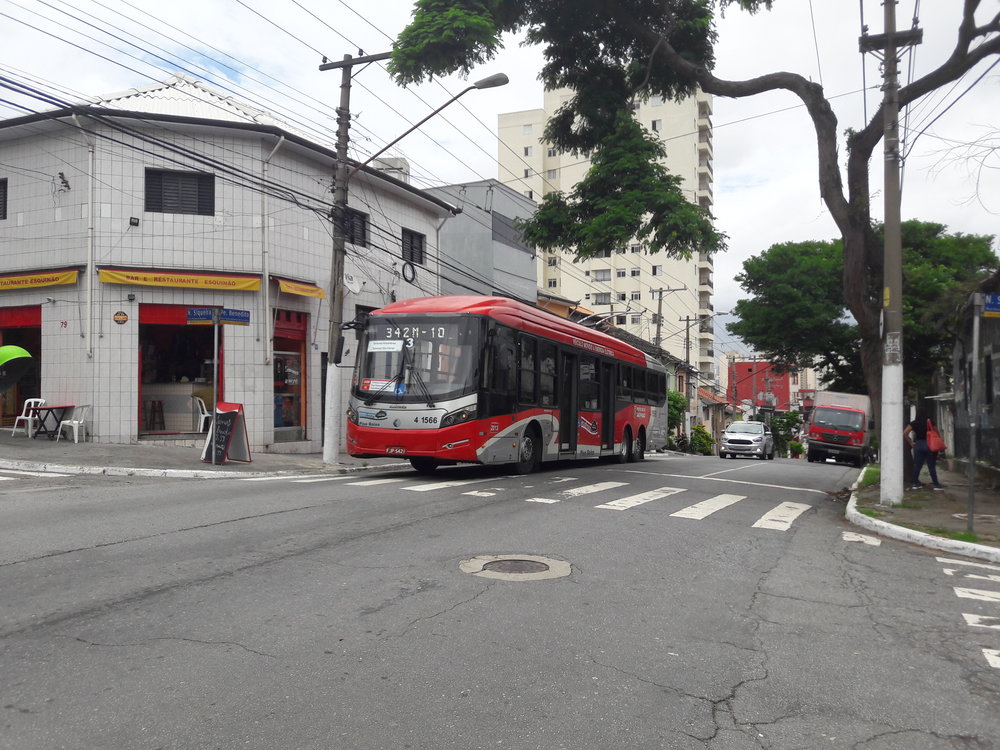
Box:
[389,1,1000,411]
[727,221,997,396]
[666,389,686,434]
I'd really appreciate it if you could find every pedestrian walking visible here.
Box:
[903,410,944,490]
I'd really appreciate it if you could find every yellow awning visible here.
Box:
[0,269,78,291]
[275,278,325,298]
[99,268,260,291]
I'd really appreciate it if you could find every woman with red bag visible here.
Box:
[903,409,945,491]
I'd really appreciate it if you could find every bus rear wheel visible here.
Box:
[410,457,440,474]
[513,425,541,474]
[629,429,645,462]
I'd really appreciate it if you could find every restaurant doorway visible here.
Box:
[0,305,41,428]
[138,304,220,434]
[273,309,307,442]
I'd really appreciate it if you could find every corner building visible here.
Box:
[498,88,717,385]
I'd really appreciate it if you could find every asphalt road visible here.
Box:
[1,455,997,749]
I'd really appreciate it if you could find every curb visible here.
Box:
[846,493,1000,564]
[0,458,410,480]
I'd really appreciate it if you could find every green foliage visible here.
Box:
[666,389,686,433]
[390,1,732,263]
[766,410,802,456]
[728,221,997,394]
[689,423,714,455]
[788,440,803,457]
[519,114,726,260]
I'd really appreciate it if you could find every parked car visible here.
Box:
[719,421,775,460]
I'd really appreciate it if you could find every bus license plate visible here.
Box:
[386,446,407,455]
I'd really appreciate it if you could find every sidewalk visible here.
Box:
[0,430,408,478]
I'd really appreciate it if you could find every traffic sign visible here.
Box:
[220,308,250,325]
[186,307,216,324]
[186,307,250,325]
[984,293,1000,318]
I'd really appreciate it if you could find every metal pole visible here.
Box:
[212,308,219,465]
[967,293,982,533]
[879,0,906,506]
[654,290,663,346]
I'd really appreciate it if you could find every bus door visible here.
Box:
[558,351,577,452]
[601,362,615,450]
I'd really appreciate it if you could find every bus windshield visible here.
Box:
[354,315,482,404]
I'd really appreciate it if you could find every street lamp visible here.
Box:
[319,60,508,465]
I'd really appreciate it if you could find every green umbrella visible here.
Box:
[0,345,33,391]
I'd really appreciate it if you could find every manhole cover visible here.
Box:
[482,559,549,574]
[459,554,571,581]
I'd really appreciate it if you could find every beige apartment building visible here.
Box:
[498,88,717,384]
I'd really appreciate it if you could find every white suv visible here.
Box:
[719,421,775,460]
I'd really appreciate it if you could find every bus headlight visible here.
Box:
[346,406,358,425]
[442,405,476,427]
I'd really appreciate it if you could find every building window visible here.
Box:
[145,169,214,215]
[594,293,611,305]
[547,147,557,157]
[631,315,641,324]
[523,169,532,178]
[616,247,626,254]
[630,268,640,277]
[616,315,627,325]
[546,169,557,179]
[547,279,557,288]
[524,146,533,157]
[547,257,558,267]
[617,293,627,302]
[630,244,641,253]
[593,269,611,282]
[616,269,626,278]
[631,101,640,111]
[522,124,533,135]
[0,177,6,220]
[402,229,426,265]
[652,265,661,276]
[651,119,662,132]
[650,95,664,107]
[630,291,641,300]
[596,249,612,258]
[584,294,591,300]
[523,190,533,199]
[344,208,369,247]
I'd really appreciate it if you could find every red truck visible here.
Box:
[805,391,873,467]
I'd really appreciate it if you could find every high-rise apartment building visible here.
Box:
[498,88,717,383]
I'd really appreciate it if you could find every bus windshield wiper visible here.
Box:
[406,362,436,407]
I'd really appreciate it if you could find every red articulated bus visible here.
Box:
[346,295,667,474]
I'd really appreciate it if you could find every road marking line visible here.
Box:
[653,473,828,495]
[0,476,14,482]
[670,493,746,520]
[346,478,406,486]
[292,476,353,483]
[984,649,1000,669]
[404,477,503,492]
[242,474,345,482]
[752,502,811,530]
[953,587,1000,603]
[0,469,71,477]
[963,614,1000,630]
[937,557,1000,572]
[596,486,684,510]
[842,531,881,545]
[562,481,628,497]
[525,497,561,503]
[464,489,504,497]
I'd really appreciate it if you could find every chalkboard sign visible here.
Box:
[201,401,251,464]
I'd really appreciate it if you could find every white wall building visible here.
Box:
[498,88,717,384]
[0,75,455,452]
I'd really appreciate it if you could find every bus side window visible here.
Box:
[539,342,557,406]
[618,365,632,401]
[490,327,516,413]
[579,356,599,410]
[518,335,537,404]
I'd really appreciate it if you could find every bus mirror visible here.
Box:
[333,335,345,365]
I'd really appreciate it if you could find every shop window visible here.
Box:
[402,229,425,265]
[0,178,7,220]
[145,169,214,215]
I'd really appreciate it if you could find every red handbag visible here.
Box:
[926,420,946,453]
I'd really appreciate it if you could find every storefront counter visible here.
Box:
[142,382,212,432]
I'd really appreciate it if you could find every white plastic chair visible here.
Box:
[11,397,45,437]
[56,404,90,443]
[193,396,213,432]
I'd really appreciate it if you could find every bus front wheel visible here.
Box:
[410,457,440,474]
[513,425,541,474]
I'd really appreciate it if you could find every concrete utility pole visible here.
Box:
[319,51,391,466]
[860,1,922,505]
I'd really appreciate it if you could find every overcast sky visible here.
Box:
[2,1,997,354]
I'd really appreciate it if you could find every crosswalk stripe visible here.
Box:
[937,557,1000,572]
[346,478,406,487]
[943,571,1000,583]
[292,476,353,483]
[596,486,684,510]
[984,649,1000,669]
[670,493,745,520]
[962,614,1000,630]
[953,587,1000,603]
[843,531,881,545]
[752,502,811,530]
[404,477,502,492]
[0,476,14,481]
[525,480,628,505]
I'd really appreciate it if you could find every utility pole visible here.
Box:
[319,51,391,466]
[860,2,921,505]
